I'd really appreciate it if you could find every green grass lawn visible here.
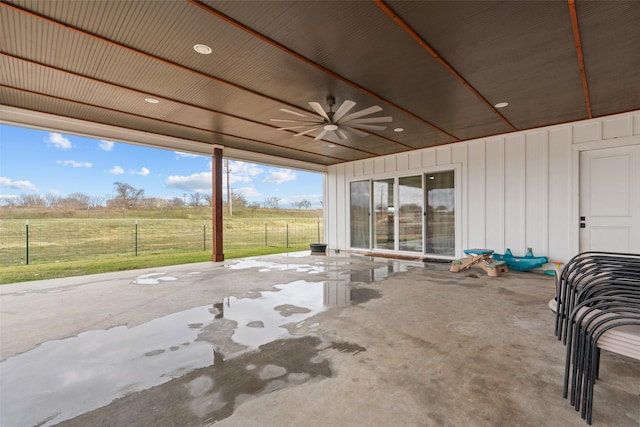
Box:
[0,246,303,284]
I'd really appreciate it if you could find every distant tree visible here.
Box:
[18,193,45,206]
[113,182,144,208]
[232,191,247,208]
[264,197,281,209]
[202,194,212,207]
[169,196,184,207]
[300,199,312,210]
[89,195,106,208]
[63,192,90,208]
[0,196,18,206]
[189,192,203,207]
[44,193,61,207]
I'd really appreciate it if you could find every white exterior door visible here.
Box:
[579,145,640,253]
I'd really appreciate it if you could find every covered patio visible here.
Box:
[1,252,637,426]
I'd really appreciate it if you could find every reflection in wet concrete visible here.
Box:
[1,258,403,427]
[0,306,217,427]
[350,262,408,283]
[56,336,345,426]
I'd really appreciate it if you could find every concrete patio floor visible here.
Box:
[1,251,638,426]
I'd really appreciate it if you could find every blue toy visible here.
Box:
[491,248,548,271]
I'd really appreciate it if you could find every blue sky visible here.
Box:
[0,124,323,208]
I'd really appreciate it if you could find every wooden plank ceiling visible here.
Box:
[1,0,639,169]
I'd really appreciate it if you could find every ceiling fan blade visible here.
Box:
[338,105,383,123]
[314,130,328,140]
[277,125,318,131]
[352,124,387,131]
[280,108,319,119]
[270,118,321,124]
[294,126,322,137]
[308,102,331,121]
[336,129,349,140]
[346,116,393,124]
[332,100,357,122]
[342,126,369,137]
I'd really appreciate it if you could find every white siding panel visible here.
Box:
[467,141,486,248]
[363,159,374,175]
[436,146,452,165]
[603,116,633,140]
[573,121,601,144]
[504,134,525,253]
[335,167,347,248]
[326,166,338,247]
[525,132,548,256]
[344,162,354,178]
[422,150,436,167]
[548,127,572,262]
[353,161,363,177]
[397,153,409,171]
[452,144,468,250]
[374,157,385,174]
[385,156,396,172]
[633,114,640,135]
[485,138,505,252]
[409,150,422,170]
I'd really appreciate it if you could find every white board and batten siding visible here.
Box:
[325,110,640,263]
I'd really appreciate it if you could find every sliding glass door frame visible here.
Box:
[347,164,461,258]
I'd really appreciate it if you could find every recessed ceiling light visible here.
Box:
[327,144,336,148]
[193,44,212,54]
[494,102,509,108]
[429,176,435,180]
[394,127,404,132]
[144,97,159,104]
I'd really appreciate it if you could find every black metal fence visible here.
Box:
[0,218,323,266]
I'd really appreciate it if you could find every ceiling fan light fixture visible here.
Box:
[324,124,339,131]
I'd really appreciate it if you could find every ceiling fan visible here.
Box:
[270,96,392,141]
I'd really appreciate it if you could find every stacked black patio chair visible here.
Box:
[552,251,640,424]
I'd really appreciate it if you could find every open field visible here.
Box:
[0,207,324,283]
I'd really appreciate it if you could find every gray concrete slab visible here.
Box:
[1,252,638,426]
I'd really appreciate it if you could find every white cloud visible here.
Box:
[132,167,150,176]
[57,160,92,168]
[109,166,125,175]
[48,189,62,195]
[99,140,115,151]
[165,172,212,193]
[0,177,39,192]
[45,132,72,149]
[263,169,297,184]
[229,161,264,177]
[234,187,261,198]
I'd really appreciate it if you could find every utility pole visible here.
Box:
[225,159,232,217]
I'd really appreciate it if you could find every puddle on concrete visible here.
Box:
[0,279,380,427]
[56,335,365,426]
[132,272,178,285]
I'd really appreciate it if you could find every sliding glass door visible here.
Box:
[373,178,394,250]
[398,175,423,252]
[350,170,455,256]
[425,171,455,256]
